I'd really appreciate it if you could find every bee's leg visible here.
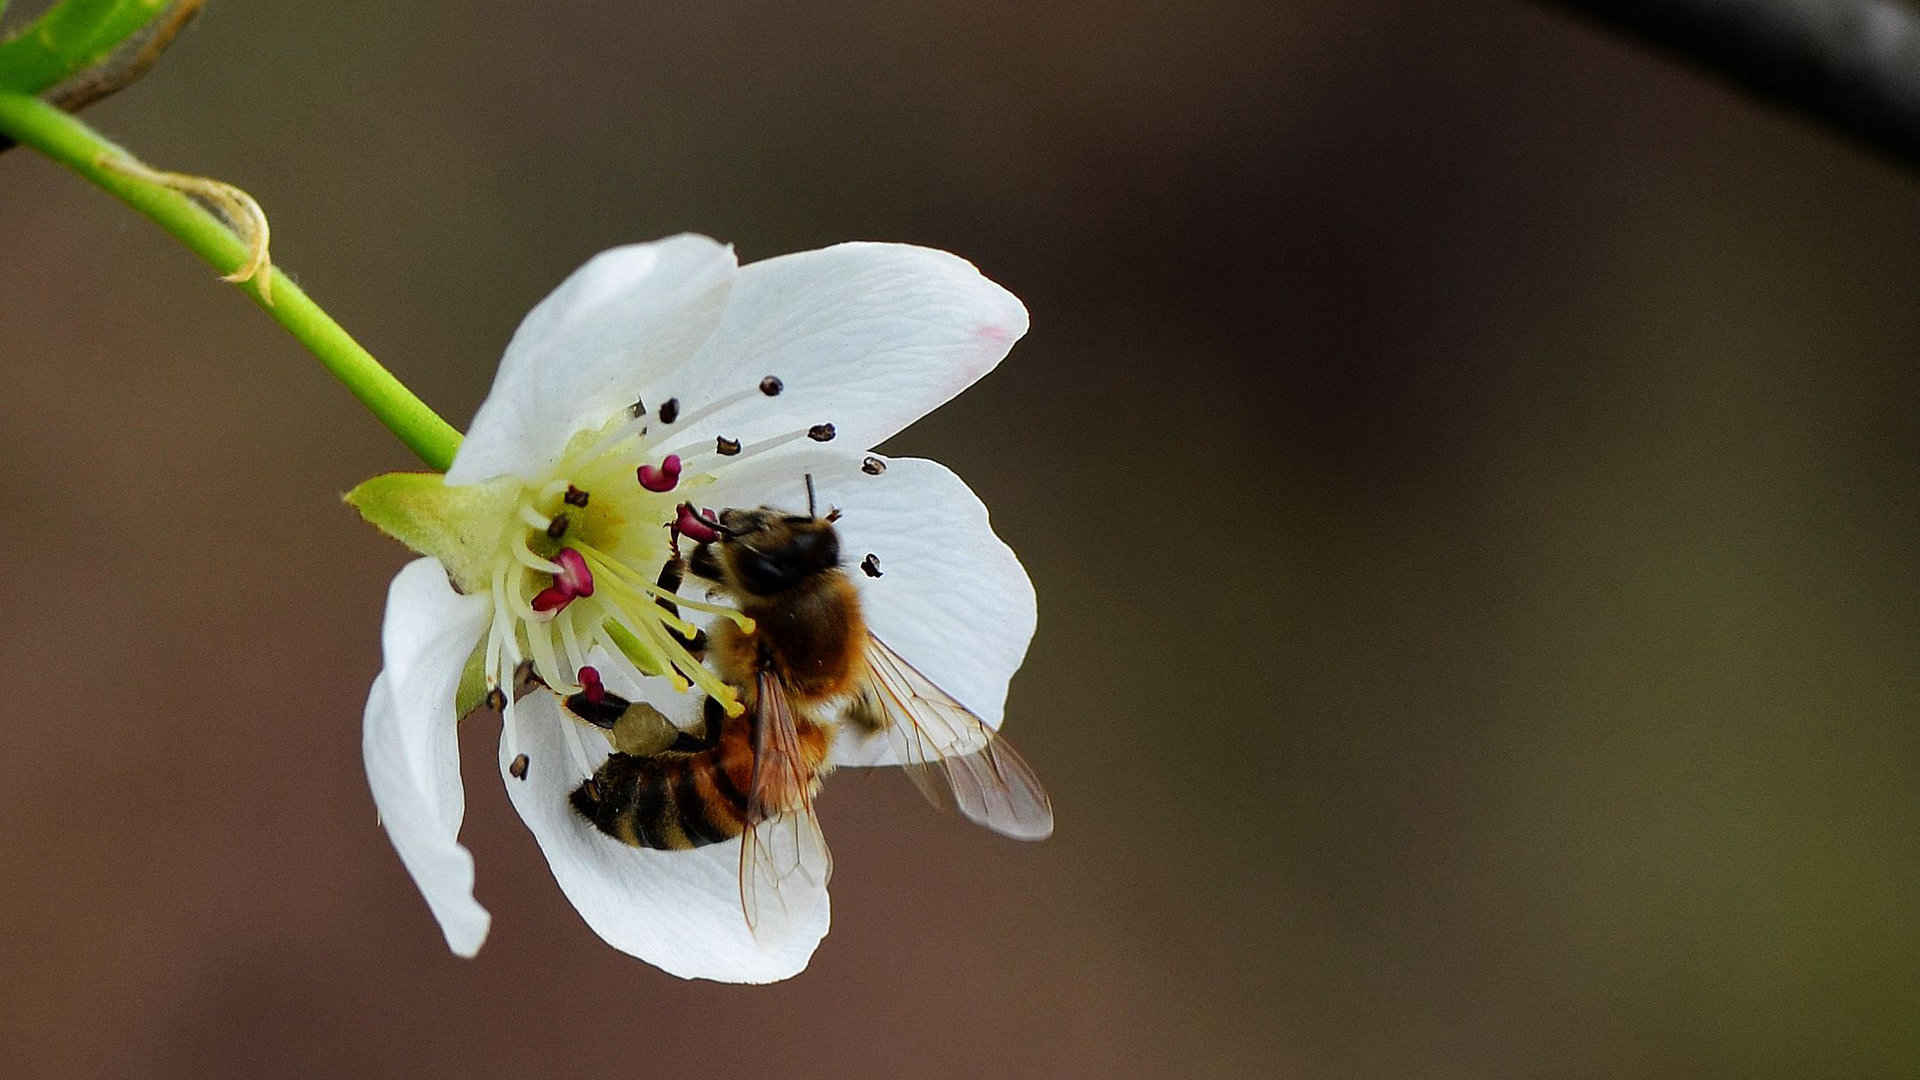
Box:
[666,696,726,752]
[655,555,709,657]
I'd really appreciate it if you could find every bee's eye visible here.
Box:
[729,529,840,595]
[733,548,806,595]
[789,526,839,570]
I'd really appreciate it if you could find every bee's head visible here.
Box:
[712,505,842,596]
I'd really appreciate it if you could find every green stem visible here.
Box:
[0,90,463,470]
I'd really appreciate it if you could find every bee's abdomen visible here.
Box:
[569,729,752,850]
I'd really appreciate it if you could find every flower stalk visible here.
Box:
[0,89,463,470]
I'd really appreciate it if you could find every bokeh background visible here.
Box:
[3,2,1917,1076]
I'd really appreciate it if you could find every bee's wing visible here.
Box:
[859,634,1054,841]
[738,670,832,936]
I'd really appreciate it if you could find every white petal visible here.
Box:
[499,693,829,982]
[365,558,495,955]
[448,236,738,485]
[658,243,1027,459]
[702,451,1037,768]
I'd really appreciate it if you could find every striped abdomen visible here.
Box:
[568,699,832,849]
[569,709,754,849]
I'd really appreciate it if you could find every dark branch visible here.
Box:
[1540,0,1920,172]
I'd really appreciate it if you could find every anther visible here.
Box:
[659,398,680,424]
[628,398,646,419]
[553,548,595,597]
[861,456,886,475]
[715,436,741,456]
[636,454,683,493]
[484,687,507,712]
[674,503,723,544]
[759,375,784,396]
[564,485,590,507]
[578,665,606,704]
[808,423,836,442]
[546,513,570,539]
[861,553,883,578]
[509,753,530,780]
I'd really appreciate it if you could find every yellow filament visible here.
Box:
[572,541,754,633]
[512,535,563,574]
[605,600,740,714]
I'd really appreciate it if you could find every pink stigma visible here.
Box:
[578,665,606,704]
[532,548,596,613]
[637,454,683,493]
[553,548,594,597]
[674,503,722,544]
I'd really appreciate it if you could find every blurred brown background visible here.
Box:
[3,2,1917,1076]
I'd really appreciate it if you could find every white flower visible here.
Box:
[352,236,1036,982]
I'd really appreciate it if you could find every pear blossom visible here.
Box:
[351,236,1036,983]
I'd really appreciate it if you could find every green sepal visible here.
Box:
[345,470,519,595]
[453,639,489,720]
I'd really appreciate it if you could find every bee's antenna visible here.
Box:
[805,473,817,518]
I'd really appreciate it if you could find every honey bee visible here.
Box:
[567,477,1052,932]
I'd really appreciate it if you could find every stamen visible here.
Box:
[512,537,563,575]
[509,753,530,780]
[484,687,507,713]
[539,479,572,502]
[485,569,507,684]
[524,606,565,688]
[861,554,883,578]
[553,548,594,597]
[546,513,570,539]
[715,436,741,456]
[759,375,784,396]
[517,505,552,531]
[862,456,886,475]
[557,606,588,679]
[696,428,806,468]
[658,398,680,424]
[498,562,541,623]
[571,549,748,715]
[674,503,723,543]
[564,486,590,508]
[808,423,836,442]
[602,600,734,710]
[629,397,646,419]
[636,453,683,492]
[489,564,526,676]
[573,547,703,638]
[578,665,606,704]
[643,586,756,630]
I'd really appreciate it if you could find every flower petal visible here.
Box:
[365,558,495,956]
[448,236,738,485]
[657,243,1027,459]
[499,692,829,982]
[702,450,1037,768]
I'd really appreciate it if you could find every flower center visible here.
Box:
[477,373,838,730]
